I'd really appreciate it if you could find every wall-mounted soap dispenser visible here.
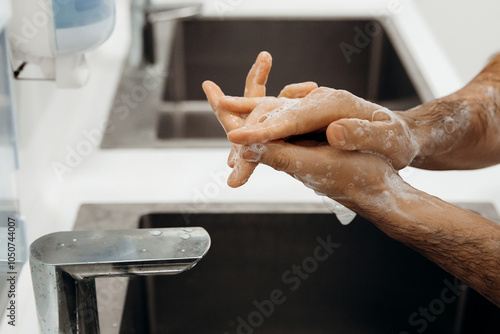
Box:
[7,0,116,88]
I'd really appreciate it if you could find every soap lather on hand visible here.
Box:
[204,51,319,188]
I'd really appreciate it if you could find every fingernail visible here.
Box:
[330,124,348,145]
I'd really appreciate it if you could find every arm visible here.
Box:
[352,178,500,306]
[403,54,500,169]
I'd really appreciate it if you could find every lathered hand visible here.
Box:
[224,54,500,171]
[203,51,318,187]
[223,87,419,170]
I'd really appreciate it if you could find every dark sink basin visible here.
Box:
[164,19,418,102]
[116,207,500,334]
[157,109,226,140]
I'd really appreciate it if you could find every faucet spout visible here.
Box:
[30,227,210,333]
[129,1,203,70]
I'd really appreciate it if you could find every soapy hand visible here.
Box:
[203,51,318,187]
[204,61,399,211]
[222,87,421,170]
[237,135,399,210]
[222,53,500,171]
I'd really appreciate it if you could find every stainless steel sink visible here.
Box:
[73,202,500,333]
[101,19,421,148]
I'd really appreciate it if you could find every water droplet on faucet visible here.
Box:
[180,233,191,240]
[149,230,162,236]
[183,228,193,233]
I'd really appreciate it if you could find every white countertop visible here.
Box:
[4,0,500,332]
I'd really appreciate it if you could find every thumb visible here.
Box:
[326,119,412,169]
[326,119,386,151]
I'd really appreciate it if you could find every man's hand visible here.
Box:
[223,54,500,171]
[241,137,399,210]
[222,87,420,170]
[203,51,318,187]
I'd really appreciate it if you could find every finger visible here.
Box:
[228,89,333,145]
[231,52,272,187]
[202,80,224,111]
[218,96,265,114]
[228,120,295,145]
[227,159,258,188]
[227,143,266,187]
[287,139,328,147]
[227,89,387,145]
[227,98,307,145]
[326,119,388,151]
[326,119,414,169]
[202,80,244,132]
[245,51,272,98]
[222,81,316,114]
[278,82,318,98]
[246,140,316,174]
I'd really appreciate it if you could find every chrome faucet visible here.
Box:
[100,1,203,148]
[30,227,210,333]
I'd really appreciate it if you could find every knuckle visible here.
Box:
[333,89,351,99]
[306,81,319,88]
[309,86,333,97]
[270,151,292,171]
[218,97,230,109]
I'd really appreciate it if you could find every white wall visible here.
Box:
[14,0,130,239]
[414,0,500,83]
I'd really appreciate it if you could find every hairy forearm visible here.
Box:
[350,180,500,306]
[403,54,500,170]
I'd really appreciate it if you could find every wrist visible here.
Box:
[340,171,401,218]
[398,95,475,169]
[350,172,428,223]
[395,108,433,165]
